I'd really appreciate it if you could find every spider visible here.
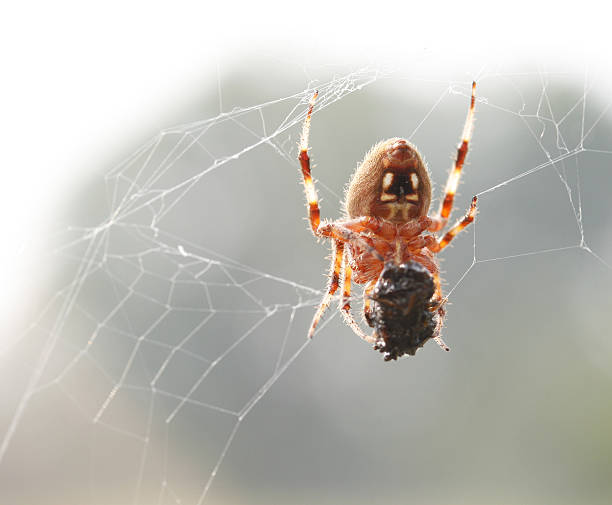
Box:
[298,82,478,360]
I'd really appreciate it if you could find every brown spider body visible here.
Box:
[345,138,431,223]
[298,83,478,359]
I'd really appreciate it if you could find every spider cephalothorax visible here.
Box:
[298,83,478,360]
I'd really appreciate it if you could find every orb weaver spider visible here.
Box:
[298,82,478,360]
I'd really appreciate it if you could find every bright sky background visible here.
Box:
[0,0,606,331]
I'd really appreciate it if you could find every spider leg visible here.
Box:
[434,330,450,352]
[308,240,344,338]
[338,216,396,241]
[435,81,476,228]
[437,196,477,251]
[340,259,376,344]
[298,91,321,235]
[399,216,436,239]
[430,274,450,352]
[298,94,385,260]
[317,222,384,262]
[363,281,376,327]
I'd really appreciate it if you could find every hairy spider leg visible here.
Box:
[433,320,450,351]
[317,222,384,262]
[340,260,376,343]
[436,81,476,227]
[308,240,344,338]
[297,92,386,264]
[437,196,477,251]
[299,91,321,235]
[338,216,397,241]
[299,92,386,341]
[363,281,375,325]
[399,216,437,238]
[297,93,386,263]
[429,272,450,351]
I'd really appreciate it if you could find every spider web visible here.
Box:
[1,64,612,505]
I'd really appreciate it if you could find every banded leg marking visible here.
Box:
[308,240,343,338]
[438,81,476,221]
[299,91,321,235]
[340,260,376,343]
[438,196,477,251]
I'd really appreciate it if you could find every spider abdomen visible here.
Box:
[369,261,437,361]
